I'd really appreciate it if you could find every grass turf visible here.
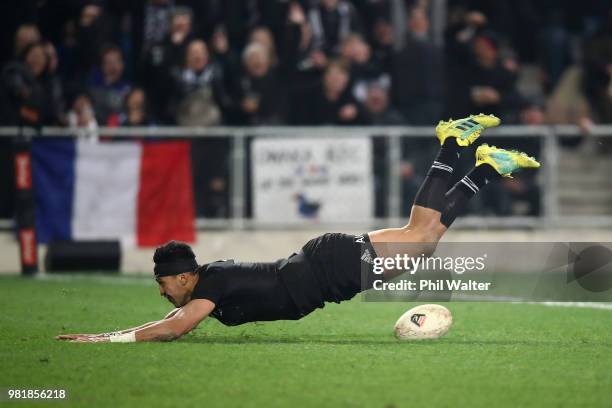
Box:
[0,275,611,408]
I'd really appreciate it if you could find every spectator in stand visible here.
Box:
[14,24,41,57]
[55,19,79,87]
[354,0,393,46]
[282,1,328,87]
[446,12,523,121]
[0,42,57,126]
[4,0,611,131]
[519,98,546,126]
[582,10,612,124]
[42,41,66,125]
[140,0,174,52]
[74,3,117,82]
[210,25,238,75]
[209,25,243,124]
[107,87,152,127]
[238,43,286,125]
[43,41,59,79]
[339,33,389,103]
[470,32,522,119]
[536,9,572,94]
[308,0,362,57]
[248,27,279,68]
[371,18,394,76]
[67,92,98,132]
[141,6,195,123]
[281,2,328,124]
[89,45,131,124]
[296,60,368,125]
[546,66,592,144]
[364,83,404,125]
[169,39,226,126]
[546,10,612,142]
[392,6,444,124]
[162,6,195,69]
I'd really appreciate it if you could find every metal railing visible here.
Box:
[1,125,611,230]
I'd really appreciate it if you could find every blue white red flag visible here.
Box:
[32,139,196,247]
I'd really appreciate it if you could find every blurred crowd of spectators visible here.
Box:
[1,0,612,219]
[2,0,612,130]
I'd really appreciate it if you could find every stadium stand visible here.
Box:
[0,0,611,250]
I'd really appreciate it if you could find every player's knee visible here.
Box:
[410,221,445,244]
[392,226,440,258]
[428,223,446,243]
[418,239,438,258]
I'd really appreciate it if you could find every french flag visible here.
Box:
[32,139,196,247]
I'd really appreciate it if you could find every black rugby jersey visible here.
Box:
[191,233,377,325]
[191,260,302,326]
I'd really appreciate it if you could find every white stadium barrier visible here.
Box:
[0,124,611,273]
[0,124,611,231]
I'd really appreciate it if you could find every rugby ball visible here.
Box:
[394,304,453,340]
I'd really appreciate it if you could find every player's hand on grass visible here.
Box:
[68,336,110,343]
[55,333,111,341]
[56,334,93,341]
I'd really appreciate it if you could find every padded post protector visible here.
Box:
[45,241,120,272]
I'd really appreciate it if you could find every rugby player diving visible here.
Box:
[56,114,539,343]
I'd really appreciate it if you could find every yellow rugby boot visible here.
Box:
[475,144,541,178]
[435,114,501,146]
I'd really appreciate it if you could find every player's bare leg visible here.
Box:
[368,205,446,259]
[366,115,538,280]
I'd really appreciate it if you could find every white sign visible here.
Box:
[252,137,373,223]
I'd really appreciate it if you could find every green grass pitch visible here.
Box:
[1,275,611,408]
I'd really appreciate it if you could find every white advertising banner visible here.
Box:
[252,137,373,223]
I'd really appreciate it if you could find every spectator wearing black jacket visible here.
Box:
[296,60,368,125]
[282,1,329,109]
[106,87,153,127]
[141,6,195,123]
[238,42,286,125]
[364,83,404,125]
[0,42,55,126]
[391,7,445,124]
[168,39,227,126]
[248,26,278,68]
[140,0,174,52]
[462,32,522,120]
[308,0,362,57]
[41,41,66,125]
[14,24,41,59]
[73,4,117,83]
[340,33,388,103]
[445,13,523,120]
[88,45,131,124]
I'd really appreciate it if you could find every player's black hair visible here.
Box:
[153,241,198,275]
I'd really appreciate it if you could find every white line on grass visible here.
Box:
[433,294,612,311]
[528,301,612,311]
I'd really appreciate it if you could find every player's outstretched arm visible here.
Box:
[56,300,214,343]
[114,307,183,335]
[132,299,214,342]
[55,307,182,340]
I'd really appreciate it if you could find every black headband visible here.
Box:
[154,259,199,278]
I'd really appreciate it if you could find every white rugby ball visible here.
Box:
[394,304,453,340]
